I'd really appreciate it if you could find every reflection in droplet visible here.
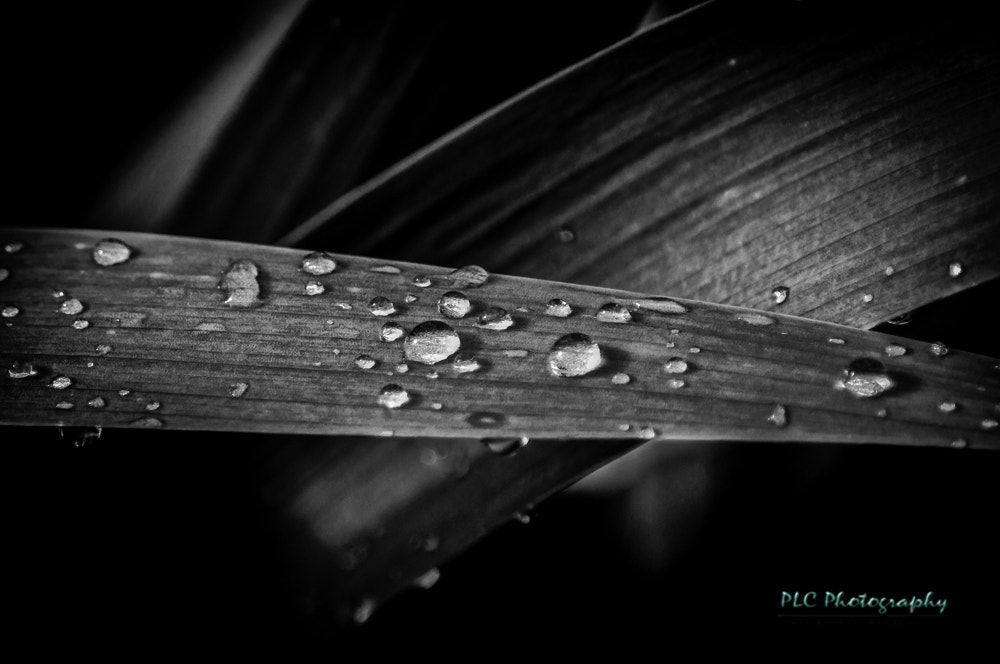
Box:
[476,307,513,330]
[377,384,409,409]
[300,252,337,275]
[547,333,601,377]
[828,337,846,345]
[380,322,405,342]
[145,401,161,411]
[689,347,701,354]
[771,286,789,305]
[666,378,685,389]
[59,298,84,315]
[404,321,460,364]
[884,266,895,276]
[368,296,395,316]
[438,291,471,319]
[118,389,130,397]
[596,302,631,323]
[862,293,873,303]
[404,294,418,304]
[219,259,261,308]
[544,299,572,317]
[93,238,133,266]
[639,426,657,439]
[395,362,409,373]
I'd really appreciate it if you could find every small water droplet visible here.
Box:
[59,298,85,315]
[841,358,894,398]
[884,266,895,276]
[145,401,160,411]
[876,408,888,418]
[437,291,471,318]
[828,337,846,345]
[230,382,248,398]
[618,423,631,432]
[370,264,401,274]
[501,349,529,358]
[544,298,572,317]
[663,358,688,374]
[87,396,106,408]
[333,302,352,310]
[118,389,131,397]
[304,280,325,296]
[476,307,513,330]
[380,321,405,342]
[92,238,133,266]
[377,384,409,408]
[666,378,685,389]
[426,370,439,379]
[4,242,24,254]
[452,353,481,373]
[484,437,529,455]
[404,294,418,303]
[449,265,488,289]
[547,333,601,377]
[768,404,787,427]
[85,361,95,368]
[368,296,396,316]
[412,275,432,288]
[352,599,375,624]
[938,400,957,413]
[395,362,409,373]
[771,286,789,305]
[689,347,701,354]
[413,568,441,590]
[404,321,461,364]
[49,376,72,389]
[886,312,912,325]
[430,402,443,410]
[194,322,226,332]
[884,344,907,357]
[95,343,112,356]
[862,293,874,303]
[0,268,9,281]
[557,228,575,243]
[596,302,631,323]
[468,412,505,428]
[929,342,949,357]
[55,401,74,410]
[354,354,376,370]
[219,259,261,308]
[68,319,90,331]
[300,252,336,275]
[1,305,18,318]
[981,419,998,430]
[950,438,967,449]
[639,426,657,439]
[611,372,631,385]
[948,262,964,278]
[670,328,680,335]
[736,312,775,326]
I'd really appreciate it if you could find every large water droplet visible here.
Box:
[49,376,72,389]
[304,281,325,296]
[449,265,488,289]
[452,353,481,373]
[596,302,631,323]
[663,358,688,374]
[736,312,775,326]
[476,307,513,330]
[841,358,894,398]
[1,305,18,318]
[300,252,336,275]
[9,361,38,378]
[768,404,787,427]
[612,372,631,385]
[544,299,572,317]
[59,298,84,315]
[92,238,133,266]
[71,319,89,330]
[368,296,396,316]
[884,344,907,357]
[929,342,949,357]
[771,286,789,305]
[230,382,248,398]
[404,321,460,364]
[380,322,404,342]
[484,437,528,455]
[355,354,376,369]
[948,261,964,278]
[377,384,409,409]
[219,259,261,308]
[547,333,601,377]
[437,291,471,319]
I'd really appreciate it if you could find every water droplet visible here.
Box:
[437,291,471,318]
[632,297,688,315]
[828,337,846,345]
[49,376,72,389]
[666,378,685,389]
[876,408,888,418]
[0,268,9,282]
[484,437,529,455]
[768,404,787,427]
[663,358,688,374]
[92,238,133,266]
[449,265,488,289]
[557,228,575,243]
[938,400,956,413]
[380,321,405,342]
[55,401,74,410]
[59,298,84,315]
[95,343,112,356]
[9,361,38,378]
[378,384,409,408]
[354,355,376,370]
[333,302,352,310]
[884,266,895,276]
[230,382,248,398]
[426,370,440,379]
[87,396,106,408]
[476,307,513,330]
[596,302,631,323]
[736,312,775,326]
[395,362,409,373]
[412,275,432,288]
[368,296,396,316]
[353,599,375,624]
[300,252,336,275]
[414,568,441,590]
[618,424,631,432]
[929,342,949,357]
[404,294,418,303]
[219,259,261,308]
[948,261,964,278]
[612,372,631,385]
[4,242,24,254]
[886,312,912,325]
[544,298,572,317]
[981,419,998,430]
[370,264,401,274]
[771,286,789,305]
[304,280,325,296]
[670,328,680,335]
[118,389,131,397]
[452,353,481,373]
[501,349,529,358]
[689,347,701,354]
[404,321,460,364]
[547,333,601,377]
[131,415,164,428]
[884,344,907,357]
[950,438,967,449]
[639,426,657,439]
[145,401,160,411]
[862,293,874,303]
[86,361,94,368]
[841,358,894,398]
[430,402,443,410]
[468,412,505,428]
[1,305,18,318]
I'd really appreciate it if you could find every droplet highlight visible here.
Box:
[768,404,787,427]
[484,437,528,455]
[9,361,38,379]
[71,319,90,330]
[884,344,907,357]
[1,305,18,318]
[663,358,688,374]
[612,372,631,385]
[929,342,949,357]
